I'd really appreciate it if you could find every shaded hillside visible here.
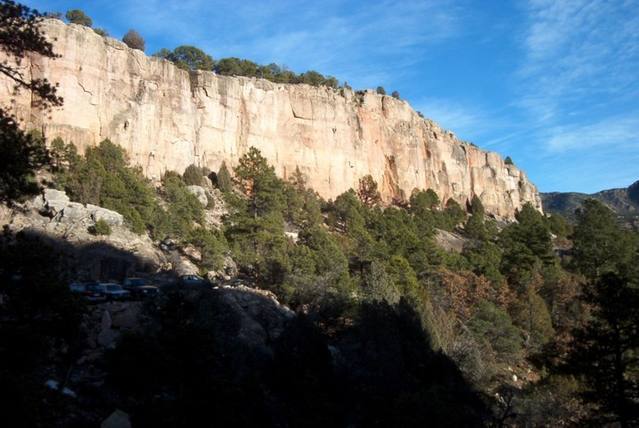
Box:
[542,180,639,227]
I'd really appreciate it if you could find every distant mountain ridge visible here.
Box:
[542,180,639,227]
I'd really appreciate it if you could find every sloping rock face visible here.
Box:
[1,19,542,219]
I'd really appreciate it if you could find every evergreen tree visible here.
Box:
[183,164,204,186]
[0,0,63,201]
[216,161,233,192]
[572,199,635,279]
[567,272,639,427]
[234,147,285,218]
[357,175,381,207]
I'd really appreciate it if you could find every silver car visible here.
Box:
[98,283,130,301]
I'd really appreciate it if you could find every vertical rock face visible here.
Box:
[1,19,542,218]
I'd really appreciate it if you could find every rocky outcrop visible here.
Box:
[186,185,208,206]
[2,19,542,219]
[33,188,124,226]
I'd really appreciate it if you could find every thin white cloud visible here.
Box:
[518,0,639,123]
[545,114,639,153]
[96,0,464,89]
[415,99,485,136]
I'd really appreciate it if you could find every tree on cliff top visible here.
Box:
[65,9,92,27]
[0,0,63,201]
[122,29,145,51]
[155,45,215,71]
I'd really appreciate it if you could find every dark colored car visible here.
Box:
[179,274,209,287]
[69,281,107,302]
[84,282,107,302]
[130,285,160,299]
[123,277,160,299]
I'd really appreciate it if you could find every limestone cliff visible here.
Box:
[1,19,542,218]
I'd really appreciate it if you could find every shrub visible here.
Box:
[93,28,108,37]
[89,219,112,236]
[122,29,145,51]
[376,86,386,95]
[65,9,92,27]
[183,164,204,186]
[391,90,400,99]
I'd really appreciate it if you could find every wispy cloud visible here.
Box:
[518,0,639,124]
[544,114,639,153]
[95,0,464,89]
[26,0,639,193]
[415,99,485,134]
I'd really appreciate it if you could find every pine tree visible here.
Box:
[216,161,233,192]
[567,272,639,427]
[357,175,381,207]
[572,199,635,279]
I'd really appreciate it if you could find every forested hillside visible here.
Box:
[542,180,639,229]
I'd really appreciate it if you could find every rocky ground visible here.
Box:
[0,185,300,426]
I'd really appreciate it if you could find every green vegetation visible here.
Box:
[182,163,206,186]
[65,9,91,27]
[3,127,638,425]
[54,139,160,234]
[154,45,215,71]
[0,7,635,417]
[0,127,49,201]
[216,161,233,192]
[93,27,108,37]
[51,139,208,243]
[89,219,112,236]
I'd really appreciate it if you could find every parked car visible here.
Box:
[179,274,209,287]
[130,285,160,299]
[123,277,160,299]
[69,282,87,294]
[123,277,149,289]
[98,283,130,301]
[84,282,107,302]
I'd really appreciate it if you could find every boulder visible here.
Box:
[87,204,124,226]
[43,188,70,215]
[101,410,131,428]
[206,255,238,283]
[182,244,202,262]
[60,202,89,223]
[216,285,295,346]
[186,185,208,206]
[223,255,238,278]
[110,302,141,330]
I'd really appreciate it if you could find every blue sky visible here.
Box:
[28,0,639,193]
